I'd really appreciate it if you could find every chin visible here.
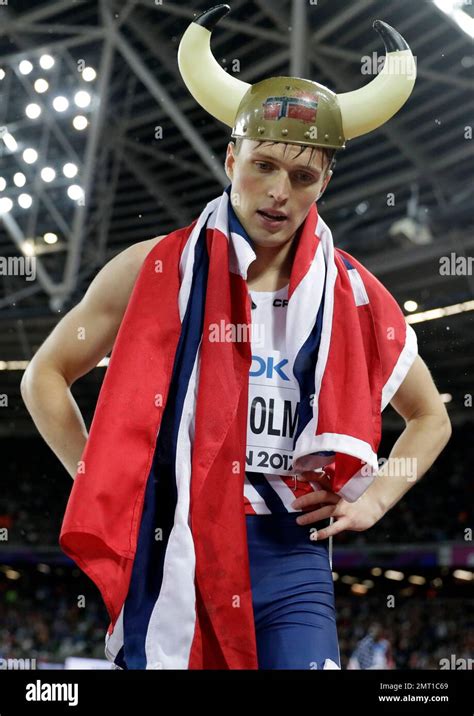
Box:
[251,234,291,248]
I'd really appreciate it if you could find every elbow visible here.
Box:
[438,400,453,445]
[20,367,32,406]
[409,409,452,449]
[430,410,452,450]
[20,360,41,405]
[442,413,452,445]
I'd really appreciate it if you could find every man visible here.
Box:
[347,623,395,670]
[21,6,451,670]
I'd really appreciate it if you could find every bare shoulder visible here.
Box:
[112,234,168,283]
[81,234,168,316]
[129,234,168,267]
[143,233,168,252]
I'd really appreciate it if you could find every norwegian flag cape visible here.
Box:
[60,185,417,669]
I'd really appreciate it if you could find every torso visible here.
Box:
[244,282,316,515]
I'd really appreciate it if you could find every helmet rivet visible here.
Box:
[257,126,265,134]
[304,131,311,138]
[324,133,329,140]
[281,129,288,136]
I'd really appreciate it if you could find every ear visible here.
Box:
[225,141,235,181]
[322,169,333,191]
[317,169,333,201]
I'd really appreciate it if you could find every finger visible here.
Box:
[297,469,329,482]
[309,516,350,541]
[311,472,334,488]
[295,505,337,526]
[292,490,340,511]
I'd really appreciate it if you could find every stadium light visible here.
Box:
[432,0,474,37]
[74,90,91,108]
[34,78,49,93]
[25,103,42,119]
[13,172,26,187]
[18,194,33,209]
[40,167,56,183]
[39,54,55,70]
[19,60,33,75]
[2,132,17,152]
[82,67,97,81]
[0,198,13,214]
[63,163,78,178]
[52,96,69,112]
[44,232,58,244]
[72,115,88,131]
[407,300,474,324]
[67,185,84,202]
[23,148,38,164]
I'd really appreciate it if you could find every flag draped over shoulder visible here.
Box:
[59,185,417,669]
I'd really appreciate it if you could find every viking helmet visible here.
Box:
[178,4,416,150]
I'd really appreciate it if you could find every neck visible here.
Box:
[246,230,299,284]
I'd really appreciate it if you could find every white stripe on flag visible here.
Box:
[348,267,369,306]
[179,199,220,321]
[144,342,202,668]
[381,323,418,410]
[263,474,300,512]
[104,605,124,663]
[243,476,271,514]
[292,217,338,473]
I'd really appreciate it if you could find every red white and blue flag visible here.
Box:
[60,185,417,669]
[263,94,318,124]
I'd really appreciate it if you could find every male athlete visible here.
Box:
[21,6,451,669]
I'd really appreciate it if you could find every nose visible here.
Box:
[268,170,290,203]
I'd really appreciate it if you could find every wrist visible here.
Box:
[362,482,390,522]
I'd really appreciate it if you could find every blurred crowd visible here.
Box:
[1,570,472,669]
[1,423,472,547]
[338,595,474,669]
[339,421,472,545]
[0,572,107,663]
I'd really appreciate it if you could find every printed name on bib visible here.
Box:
[246,348,300,475]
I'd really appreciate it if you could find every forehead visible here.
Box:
[246,139,324,170]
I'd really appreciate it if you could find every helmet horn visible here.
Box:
[177,4,251,128]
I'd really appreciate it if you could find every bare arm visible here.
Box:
[293,355,452,537]
[365,354,452,514]
[20,236,165,479]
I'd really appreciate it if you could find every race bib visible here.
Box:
[246,347,300,475]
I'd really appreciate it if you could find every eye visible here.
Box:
[295,172,316,183]
[255,161,272,171]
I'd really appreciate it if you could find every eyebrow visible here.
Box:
[252,151,321,175]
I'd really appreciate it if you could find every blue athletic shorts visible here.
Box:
[245,512,340,670]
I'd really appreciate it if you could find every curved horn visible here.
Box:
[177,4,251,127]
[337,20,416,140]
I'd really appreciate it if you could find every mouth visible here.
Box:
[256,209,288,228]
